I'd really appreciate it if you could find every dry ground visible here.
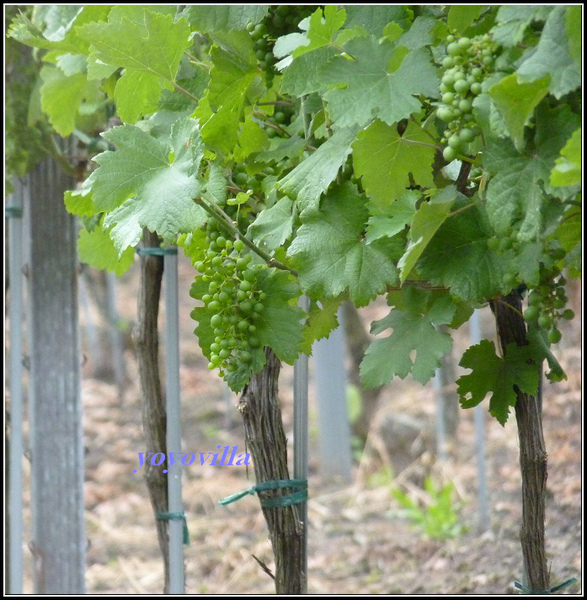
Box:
[16,254,582,595]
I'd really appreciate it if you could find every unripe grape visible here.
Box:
[547,328,562,344]
[443,146,457,161]
[523,305,540,323]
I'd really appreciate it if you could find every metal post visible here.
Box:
[7,182,25,594]
[293,295,309,593]
[470,310,490,531]
[164,248,185,594]
[313,309,353,480]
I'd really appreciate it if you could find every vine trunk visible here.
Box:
[135,229,170,593]
[237,348,306,594]
[491,291,549,592]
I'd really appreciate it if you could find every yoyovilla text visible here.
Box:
[133,446,251,473]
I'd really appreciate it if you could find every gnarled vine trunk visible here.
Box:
[237,348,305,594]
[135,229,170,593]
[491,291,549,592]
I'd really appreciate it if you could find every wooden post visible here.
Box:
[25,158,86,593]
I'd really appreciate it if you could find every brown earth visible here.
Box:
[18,254,582,594]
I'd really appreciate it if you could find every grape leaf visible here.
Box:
[287,182,399,307]
[566,6,582,70]
[291,5,346,58]
[447,5,483,34]
[247,197,295,252]
[77,223,135,276]
[322,36,439,128]
[89,117,205,253]
[353,119,436,208]
[360,289,456,387]
[301,296,343,355]
[366,190,419,242]
[483,138,551,241]
[278,125,362,214]
[279,46,339,96]
[417,201,507,302]
[457,340,541,426]
[182,5,269,32]
[488,74,549,151]
[77,7,192,122]
[195,36,259,156]
[39,65,101,136]
[344,5,411,37]
[398,186,459,284]
[516,6,581,99]
[492,6,553,48]
[550,127,581,188]
[64,189,95,217]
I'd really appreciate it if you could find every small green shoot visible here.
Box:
[392,477,467,540]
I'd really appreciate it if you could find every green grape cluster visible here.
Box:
[195,220,267,375]
[438,33,499,162]
[523,262,574,344]
[248,5,316,87]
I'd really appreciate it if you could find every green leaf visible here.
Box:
[247,197,295,252]
[77,223,135,276]
[492,6,553,48]
[457,340,541,425]
[250,268,306,365]
[447,5,484,34]
[89,117,205,253]
[195,37,259,156]
[64,189,95,217]
[360,289,456,387]
[322,36,439,128]
[483,138,551,241]
[77,7,192,122]
[417,201,507,302]
[279,46,339,96]
[488,74,549,151]
[39,65,100,136]
[301,297,343,355]
[344,5,411,37]
[287,182,398,307]
[516,6,581,99]
[278,125,362,214]
[353,119,436,208]
[366,190,419,242]
[399,186,458,284]
[292,5,347,58]
[566,6,582,70]
[182,5,269,32]
[550,127,582,188]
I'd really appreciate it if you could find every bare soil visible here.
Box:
[18,255,582,595]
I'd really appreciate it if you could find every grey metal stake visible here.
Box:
[469,310,490,531]
[433,365,449,462]
[293,295,309,593]
[313,309,353,481]
[105,272,126,402]
[7,188,24,594]
[164,248,185,594]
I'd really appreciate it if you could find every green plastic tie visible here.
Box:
[219,479,308,508]
[136,247,178,256]
[5,205,23,219]
[514,577,578,594]
[156,511,190,545]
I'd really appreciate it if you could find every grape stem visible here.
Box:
[194,194,298,276]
